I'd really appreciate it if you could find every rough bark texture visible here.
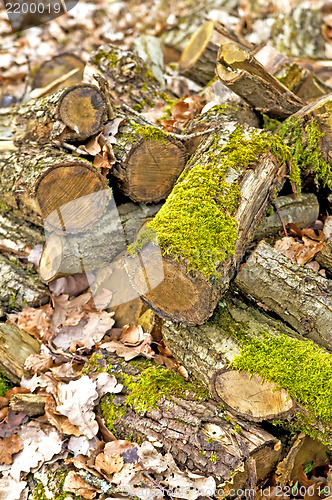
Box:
[93,352,282,490]
[253,193,319,240]
[235,241,332,350]
[126,124,287,325]
[0,254,49,317]
[216,42,304,119]
[0,147,107,232]
[0,209,44,253]
[12,84,107,144]
[111,118,187,202]
[40,202,161,282]
[316,240,332,274]
[0,323,40,383]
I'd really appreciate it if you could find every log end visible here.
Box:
[32,53,85,95]
[179,20,214,71]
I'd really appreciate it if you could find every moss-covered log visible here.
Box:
[235,241,332,350]
[278,94,332,190]
[88,352,282,491]
[216,42,304,119]
[13,84,107,144]
[40,202,161,282]
[0,147,107,232]
[126,124,289,324]
[0,254,48,317]
[162,291,332,446]
[110,118,187,202]
[316,240,332,275]
[254,44,332,103]
[0,323,40,383]
[88,45,171,112]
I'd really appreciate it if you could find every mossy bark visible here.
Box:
[235,241,332,350]
[110,117,187,203]
[0,254,49,317]
[162,290,332,446]
[91,352,282,491]
[126,124,288,325]
[0,147,107,232]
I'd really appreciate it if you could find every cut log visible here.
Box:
[316,240,332,275]
[216,42,304,119]
[110,117,187,202]
[235,241,332,350]
[0,210,44,254]
[90,351,282,490]
[126,124,288,324]
[0,254,48,317]
[40,202,161,282]
[88,45,170,111]
[0,323,40,383]
[254,193,319,240]
[254,44,332,103]
[162,291,332,445]
[278,94,332,190]
[31,53,85,96]
[13,83,107,144]
[0,147,107,232]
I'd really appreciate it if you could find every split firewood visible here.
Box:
[0,323,40,383]
[254,44,332,103]
[31,53,85,96]
[40,202,161,282]
[162,291,332,445]
[88,44,171,111]
[179,20,253,87]
[216,42,304,119]
[0,147,107,232]
[235,241,332,350]
[254,193,319,240]
[89,351,282,490]
[109,116,187,202]
[9,393,46,416]
[316,240,332,274]
[13,83,107,144]
[126,124,288,325]
[0,254,49,317]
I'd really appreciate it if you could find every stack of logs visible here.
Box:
[1,28,332,491]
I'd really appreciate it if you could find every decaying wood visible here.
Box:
[216,42,304,119]
[13,83,107,144]
[316,240,332,274]
[9,393,46,416]
[254,44,332,103]
[40,202,161,282]
[110,117,187,202]
[254,193,319,240]
[0,147,107,232]
[127,124,287,325]
[235,241,332,350]
[0,323,40,383]
[0,254,48,317]
[92,351,282,490]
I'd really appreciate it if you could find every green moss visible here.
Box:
[33,483,47,500]
[100,394,126,436]
[130,122,169,144]
[278,118,332,191]
[231,331,332,443]
[209,452,219,463]
[81,353,104,375]
[208,301,248,338]
[32,469,73,500]
[130,126,290,278]
[262,114,281,133]
[0,370,14,397]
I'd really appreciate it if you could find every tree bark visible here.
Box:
[0,254,49,317]
[13,83,107,144]
[93,351,282,491]
[216,42,304,119]
[126,124,287,325]
[40,202,161,282]
[0,323,40,383]
[0,147,107,232]
[316,240,332,274]
[235,241,332,350]
[110,117,187,203]
[0,210,44,254]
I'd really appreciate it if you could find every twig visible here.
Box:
[17,51,31,105]
[30,68,80,99]
[93,73,114,119]
[273,200,288,237]
[53,140,88,156]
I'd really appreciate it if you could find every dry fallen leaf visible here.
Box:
[0,434,23,465]
[119,323,144,346]
[52,292,91,328]
[24,353,54,374]
[63,470,98,499]
[9,304,52,341]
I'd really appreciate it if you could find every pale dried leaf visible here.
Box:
[27,244,43,268]
[21,373,58,395]
[0,473,27,500]
[104,117,125,144]
[49,273,94,297]
[52,292,91,328]
[0,434,23,465]
[24,353,53,374]
[9,305,52,342]
[95,450,124,475]
[79,132,102,155]
[56,376,99,439]
[119,324,144,346]
[91,372,123,398]
[68,436,99,457]
[63,470,98,499]
[50,362,79,381]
